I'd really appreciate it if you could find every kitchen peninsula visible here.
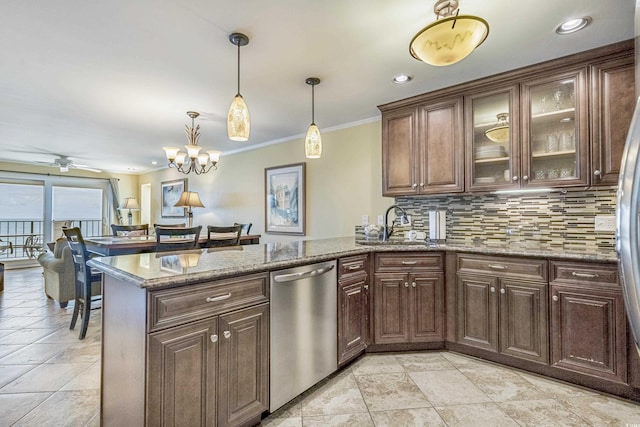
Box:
[89,236,633,426]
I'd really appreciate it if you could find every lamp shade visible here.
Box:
[228,94,250,141]
[410,14,489,66]
[485,113,509,143]
[120,197,140,210]
[305,124,322,159]
[174,191,205,208]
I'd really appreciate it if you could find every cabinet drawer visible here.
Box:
[457,253,547,281]
[375,252,443,272]
[339,254,368,279]
[550,261,618,287]
[148,273,269,332]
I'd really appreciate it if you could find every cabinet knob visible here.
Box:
[223,330,231,339]
[210,334,218,343]
[512,176,519,181]
[594,170,601,176]
[364,284,369,290]
[552,295,559,302]
[419,183,425,188]
[522,175,529,181]
[412,183,418,189]
[412,282,416,288]
[404,282,409,288]
[500,288,506,294]
[490,286,496,293]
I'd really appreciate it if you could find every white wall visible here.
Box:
[139,120,393,243]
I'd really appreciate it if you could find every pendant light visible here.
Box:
[227,32,250,141]
[410,0,489,67]
[305,77,322,159]
[485,113,509,143]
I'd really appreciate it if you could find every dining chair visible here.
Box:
[155,226,202,252]
[153,223,186,228]
[111,224,149,236]
[234,222,252,235]
[62,227,102,339]
[205,225,242,248]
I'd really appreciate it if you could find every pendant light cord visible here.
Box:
[237,43,241,95]
[311,84,315,125]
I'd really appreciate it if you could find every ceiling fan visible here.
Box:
[32,155,102,173]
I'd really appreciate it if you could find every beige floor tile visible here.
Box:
[0,392,52,425]
[60,361,101,391]
[440,352,497,369]
[301,373,368,416]
[262,416,303,427]
[0,361,93,393]
[409,370,492,406]
[499,399,591,426]
[0,316,42,329]
[0,342,70,365]
[1,328,57,345]
[458,364,552,402]
[355,372,431,411]
[351,354,405,375]
[370,407,446,426]
[561,395,640,425]
[435,402,519,427]
[13,389,100,426]
[269,397,302,419]
[395,352,455,372]
[0,344,22,359]
[303,413,374,426]
[85,411,101,427]
[0,364,36,388]
[518,372,597,398]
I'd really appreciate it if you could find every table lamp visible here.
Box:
[174,191,204,227]
[120,197,140,225]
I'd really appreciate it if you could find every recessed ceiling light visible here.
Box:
[151,161,158,165]
[556,17,592,35]
[393,74,413,84]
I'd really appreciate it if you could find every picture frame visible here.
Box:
[265,163,305,235]
[161,178,187,218]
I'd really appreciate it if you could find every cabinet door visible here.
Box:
[374,273,410,344]
[418,97,464,194]
[218,304,269,427]
[409,272,444,342]
[147,318,217,427]
[521,68,589,187]
[338,273,367,365]
[456,274,498,352]
[499,279,548,364]
[382,107,419,196]
[591,56,635,186]
[465,86,520,191]
[550,285,627,383]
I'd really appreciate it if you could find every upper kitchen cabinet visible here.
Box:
[521,68,590,188]
[590,56,635,186]
[465,86,520,191]
[381,97,464,196]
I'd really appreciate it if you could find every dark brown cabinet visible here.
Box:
[549,261,627,383]
[338,255,369,366]
[373,253,444,344]
[456,254,549,364]
[381,98,464,196]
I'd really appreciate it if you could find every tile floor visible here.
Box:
[3,267,640,426]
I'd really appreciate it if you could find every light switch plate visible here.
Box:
[361,215,369,226]
[377,215,384,226]
[594,215,616,232]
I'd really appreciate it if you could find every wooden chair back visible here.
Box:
[234,222,252,235]
[206,225,242,247]
[155,226,202,252]
[111,224,149,236]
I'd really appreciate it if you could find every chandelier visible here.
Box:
[162,111,221,175]
[485,113,509,143]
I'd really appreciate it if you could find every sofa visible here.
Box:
[37,238,101,308]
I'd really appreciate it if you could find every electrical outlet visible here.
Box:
[377,215,384,226]
[361,215,369,226]
[594,215,616,232]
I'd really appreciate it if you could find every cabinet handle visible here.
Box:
[210,334,218,343]
[522,175,529,181]
[223,330,231,339]
[347,265,361,271]
[402,261,417,265]
[488,264,507,270]
[404,282,409,288]
[412,183,418,189]
[490,286,496,293]
[364,284,369,290]
[594,170,601,176]
[412,282,416,288]
[206,293,231,302]
[500,288,506,294]
[419,183,425,188]
[512,176,519,181]
[552,295,559,302]
[571,271,599,279]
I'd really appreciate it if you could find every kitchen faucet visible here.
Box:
[382,204,408,241]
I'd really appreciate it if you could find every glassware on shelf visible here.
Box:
[540,96,549,113]
[547,168,560,179]
[560,167,573,178]
[553,89,564,110]
[535,169,546,180]
[546,133,559,152]
[560,131,574,151]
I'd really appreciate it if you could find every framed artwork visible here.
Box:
[265,163,305,235]
[161,179,187,218]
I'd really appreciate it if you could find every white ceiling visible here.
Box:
[0,0,634,174]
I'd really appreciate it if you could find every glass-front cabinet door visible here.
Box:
[465,86,519,190]
[521,69,589,187]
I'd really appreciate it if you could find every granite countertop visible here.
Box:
[88,236,618,289]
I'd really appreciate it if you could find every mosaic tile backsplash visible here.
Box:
[357,186,617,252]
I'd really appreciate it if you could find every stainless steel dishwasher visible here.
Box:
[269,260,337,412]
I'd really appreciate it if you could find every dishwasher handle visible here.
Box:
[273,264,335,283]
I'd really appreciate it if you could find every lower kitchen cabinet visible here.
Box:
[456,254,549,364]
[373,253,444,344]
[338,255,369,366]
[550,261,626,383]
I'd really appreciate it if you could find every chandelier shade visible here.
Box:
[228,32,250,141]
[305,77,322,159]
[410,0,489,67]
[162,111,221,175]
[485,113,509,143]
